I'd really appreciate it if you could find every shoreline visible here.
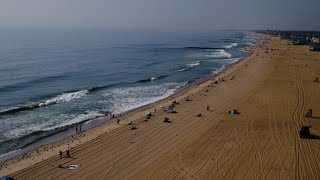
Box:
[0,53,253,162]
[0,33,258,176]
[8,32,320,179]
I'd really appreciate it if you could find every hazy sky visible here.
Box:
[1,0,319,30]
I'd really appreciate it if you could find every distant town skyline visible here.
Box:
[0,0,319,31]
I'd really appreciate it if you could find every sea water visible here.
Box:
[0,29,255,158]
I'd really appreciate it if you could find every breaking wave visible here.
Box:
[0,111,106,155]
[184,46,224,50]
[224,42,238,49]
[174,61,200,72]
[102,82,187,114]
[212,58,241,74]
[38,90,88,107]
[205,49,232,59]
[0,86,112,116]
[136,75,169,83]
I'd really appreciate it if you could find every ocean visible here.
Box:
[0,29,255,159]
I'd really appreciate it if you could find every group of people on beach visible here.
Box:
[59,150,71,158]
[75,126,82,133]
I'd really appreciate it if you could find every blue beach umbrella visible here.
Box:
[165,107,174,111]
[1,177,15,180]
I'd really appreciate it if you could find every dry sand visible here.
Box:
[2,34,320,179]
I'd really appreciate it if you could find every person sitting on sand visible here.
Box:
[197,113,202,117]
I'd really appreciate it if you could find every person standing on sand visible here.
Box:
[76,126,78,133]
[66,150,70,158]
[59,150,62,158]
[79,126,81,132]
[112,114,115,118]
[117,118,120,124]
[207,105,209,111]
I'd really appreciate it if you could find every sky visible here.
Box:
[0,0,319,31]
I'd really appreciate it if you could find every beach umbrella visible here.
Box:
[1,177,15,180]
[165,107,174,111]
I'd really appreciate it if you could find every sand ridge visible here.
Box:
[3,34,320,179]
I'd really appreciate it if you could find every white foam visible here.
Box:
[6,111,104,139]
[102,82,186,114]
[49,111,105,130]
[212,64,227,75]
[175,68,188,72]
[186,61,200,68]
[224,42,238,49]
[212,58,241,75]
[175,61,200,72]
[38,90,89,107]
[205,50,232,59]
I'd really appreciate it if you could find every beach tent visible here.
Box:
[228,109,239,115]
[1,177,15,180]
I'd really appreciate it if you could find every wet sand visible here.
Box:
[3,33,320,179]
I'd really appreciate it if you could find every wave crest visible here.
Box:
[0,89,94,116]
[38,90,88,107]
[205,50,232,59]
[136,75,169,83]
[224,42,238,49]
[174,61,200,72]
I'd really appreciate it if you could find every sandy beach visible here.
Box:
[2,33,320,179]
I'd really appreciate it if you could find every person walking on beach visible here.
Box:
[59,150,62,158]
[207,105,209,111]
[66,150,70,158]
[117,118,120,124]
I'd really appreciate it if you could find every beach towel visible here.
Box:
[67,165,79,170]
